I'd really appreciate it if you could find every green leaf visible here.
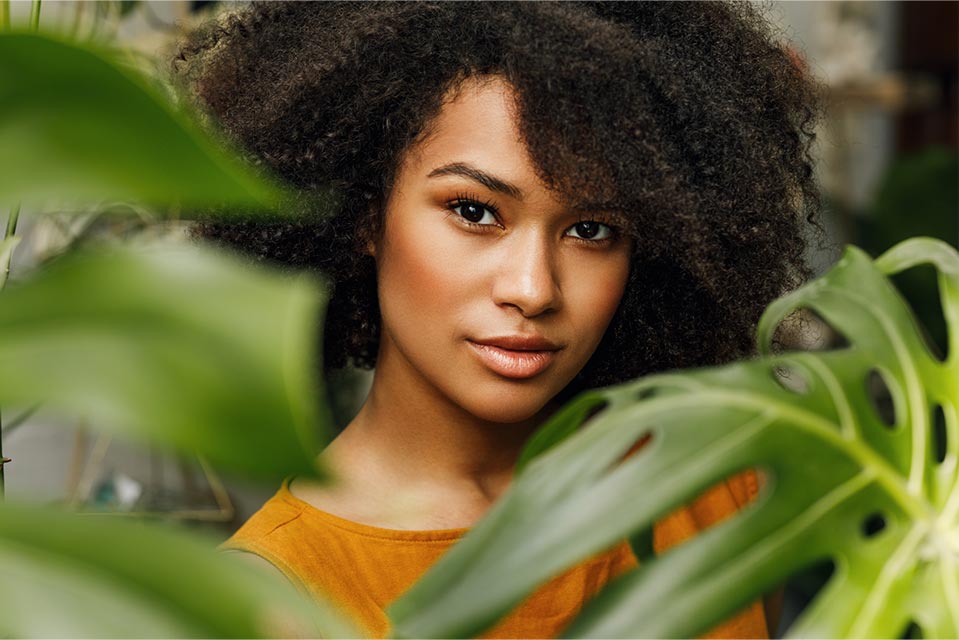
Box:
[118,0,140,18]
[0,31,295,213]
[0,499,362,638]
[0,234,20,288]
[388,237,958,639]
[0,238,332,485]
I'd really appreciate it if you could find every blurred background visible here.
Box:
[1,1,956,633]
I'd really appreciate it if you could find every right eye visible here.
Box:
[449,199,499,227]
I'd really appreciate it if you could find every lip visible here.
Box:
[466,338,562,379]
[470,335,562,351]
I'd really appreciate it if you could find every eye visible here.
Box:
[566,220,614,242]
[448,196,500,227]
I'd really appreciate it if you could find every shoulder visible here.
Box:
[218,489,316,597]
[220,489,305,551]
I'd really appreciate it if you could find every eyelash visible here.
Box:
[446,191,620,246]
[448,191,501,226]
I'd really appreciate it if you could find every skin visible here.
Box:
[289,75,632,530]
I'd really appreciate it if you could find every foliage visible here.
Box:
[0,26,355,638]
[389,238,958,639]
[863,147,959,254]
[0,239,332,486]
[858,146,959,359]
[0,31,297,212]
[0,499,359,638]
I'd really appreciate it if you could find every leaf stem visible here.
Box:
[5,202,19,239]
[29,0,40,31]
[70,0,82,38]
[2,202,21,288]
[0,405,40,438]
[0,203,20,501]
[0,410,6,500]
[0,0,9,31]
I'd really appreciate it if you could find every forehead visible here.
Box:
[397,76,551,198]
[391,74,625,224]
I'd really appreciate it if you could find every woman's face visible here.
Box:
[371,75,632,424]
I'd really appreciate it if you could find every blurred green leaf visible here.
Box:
[0,31,295,213]
[118,0,140,18]
[0,239,331,485]
[0,499,361,638]
[0,235,19,287]
[389,238,958,639]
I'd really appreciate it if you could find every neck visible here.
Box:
[322,336,559,507]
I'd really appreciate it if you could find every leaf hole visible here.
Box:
[583,399,609,423]
[890,264,949,362]
[635,386,661,402]
[775,558,836,636]
[615,432,654,465]
[866,369,897,428]
[772,363,811,394]
[899,620,923,639]
[933,404,947,464]
[650,468,764,555]
[861,512,887,538]
[771,307,850,352]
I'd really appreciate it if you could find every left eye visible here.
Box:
[452,202,498,225]
[566,221,613,241]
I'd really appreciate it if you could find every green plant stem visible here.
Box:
[70,0,83,38]
[1,404,40,438]
[29,0,40,31]
[2,202,21,287]
[0,0,9,31]
[0,409,5,500]
[5,203,19,239]
[0,203,20,501]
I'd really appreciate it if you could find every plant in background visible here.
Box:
[858,146,959,358]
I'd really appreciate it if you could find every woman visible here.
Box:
[174,2,822,637]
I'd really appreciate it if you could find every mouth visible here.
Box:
[466,340,560,379]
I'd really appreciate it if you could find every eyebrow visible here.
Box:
[426,162,525,201]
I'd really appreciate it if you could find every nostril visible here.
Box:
[492,242,560,310]
[498,286,561,319]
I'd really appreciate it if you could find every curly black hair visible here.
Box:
[172,1,823,402]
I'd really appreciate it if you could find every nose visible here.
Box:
[491,232,562,318]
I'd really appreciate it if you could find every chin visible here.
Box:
[460,385,558,425]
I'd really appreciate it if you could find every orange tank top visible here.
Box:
[220,472,767,638]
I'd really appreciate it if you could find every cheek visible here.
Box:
[376,215,474,335]
[566,256,630,339]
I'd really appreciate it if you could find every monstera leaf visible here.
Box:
[0,31,297,213]
[0,239,331,485]
[0,239,347,636]
[0,499,361,638]
[389,237,958,639]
